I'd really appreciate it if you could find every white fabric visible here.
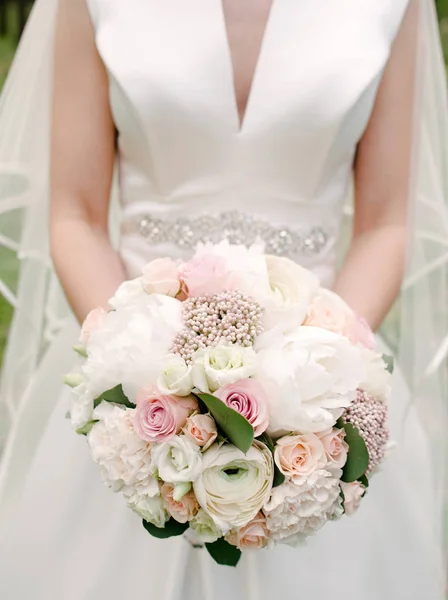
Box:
[0,0,446,598]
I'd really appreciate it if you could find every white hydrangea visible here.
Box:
[263,469,343,544]
[87,403,155,497]
[69,384,95,432]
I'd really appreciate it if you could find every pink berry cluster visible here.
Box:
[343,390,389,474]
[172,291,264,364]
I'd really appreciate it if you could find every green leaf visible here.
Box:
[73,344,88,358]
[197,393,254,454]
[341,422,369,483]
[142,518,189,539]
[256,433,284,487]
[358,474,369,488]
[94,384,135,409]
[382,354,394,374]
[256,432,275,453]
[76,420,98,436]
[205,537,242,567]
[273,465,286,488]
[339,485,346,515]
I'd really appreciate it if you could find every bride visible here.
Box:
[0,0,446,598]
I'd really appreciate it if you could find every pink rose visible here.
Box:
[274,433,327,480]
[316,427,349,470]
[178,256,232,298]
[134,388,198,443]
[340,481,366,516]
[160,482,199,523]
[142,258,181,297]
[215,379,269,437]
[226,512,270,549]
[80,307,107,344]
[183,413,218,450]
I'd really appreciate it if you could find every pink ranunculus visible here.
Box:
[316,427,349,470]
[142,257,181,297]
[183,413,218,450]
[340,481,366,516]
[178,256,232,298]
[215,379,269,436]
[160,482,200,523]
[80,307,107,344]
[226,512,270,549]
[274,433,327,480]
[134,388,198,443]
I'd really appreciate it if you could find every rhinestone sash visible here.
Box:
[133,211,329,256]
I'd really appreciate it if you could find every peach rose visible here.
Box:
[352,316,376,350]
[340,481,366,516]
[316,427,349,470]
[178,256,232,298]
[274,433,327,481]
[226,512,270,549]
[160,482,199,523]
[134,388,198,443]
[142,258,181,297]
[183,413,218,450]
[80,307,107,344]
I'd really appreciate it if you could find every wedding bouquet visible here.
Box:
[65,241,392,566]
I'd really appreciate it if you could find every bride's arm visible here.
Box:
[50,0,126,323]
[333,1,418,330]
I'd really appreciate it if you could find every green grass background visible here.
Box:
[1,5,448,363]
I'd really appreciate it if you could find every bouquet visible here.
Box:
[65,242,392,566]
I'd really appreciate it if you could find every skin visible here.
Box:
[50,0,418,328]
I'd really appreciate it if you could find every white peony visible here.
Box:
[151,435,203,483]
[108,277,148,310]
[258,255,320,332]
[192,343,258,393]
[188,509,223,544]
[87,403,155,496]
[255,326,365,434]
[358,348,391,402]
[81,294,183,403]
[193,441,274,532]
[128,489,169,528]
[263,469,343,544]
[157,354,193,397]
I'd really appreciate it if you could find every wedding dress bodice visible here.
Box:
[87,0,409,285]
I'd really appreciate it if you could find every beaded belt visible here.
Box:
[131,210,329,256]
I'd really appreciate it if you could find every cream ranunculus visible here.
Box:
[255,326,365,435]
[127,488,169,528]
[151,435,203,483]
[189,509,223,543]
[157,354,193,396]
[192,343,258,393]
[260,255,320,332]
[193,441,274,532]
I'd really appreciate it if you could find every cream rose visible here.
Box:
[183,413,218,450]
[274,433,327,481]
[127,489,169,528]
[160,482,199,523]
[226,512,270,549]
[340,481,366,516]
[151,435,203,483]
[316,427,349,470]
[142,258,181,297]
[193,441,274,532]
[192,343,257,393]
[157,354,194,396]
[189,509,223,543]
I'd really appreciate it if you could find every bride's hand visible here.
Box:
[50,0,126,323]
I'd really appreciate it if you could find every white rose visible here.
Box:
[193,441,273,532]
[128,489,169,528]
[151,435,203,483]
[108,277,147,310]
[87,403,155,496]
[258,256,320,332]
[256,326,365,434]
[157,354,193,396]
[264,469,343,544]
[359,348,391,402]
[188,509,223,544]
[142,258,181,297]
[192,343,257,393]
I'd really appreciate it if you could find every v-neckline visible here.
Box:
[218,0,275,134]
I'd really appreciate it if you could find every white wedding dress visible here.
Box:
[0,0,445,598]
